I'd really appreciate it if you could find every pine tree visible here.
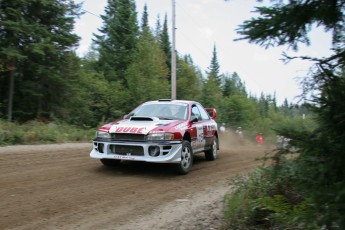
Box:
[236,0,345,227]
[222,94,257,128]
[0,0,81,121]
[159,14,171,78]
[126,6,169,104]
[207,45,222,87]
[222,72,247,97]
[201,44,223,112]
[141,4,149,30]
[176,55,202,100]
[94,0,139,85]
[154,14,162,38]
[258,92,269,118]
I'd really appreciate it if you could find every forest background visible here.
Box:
[0,0,310,145]
[1,0,345,228]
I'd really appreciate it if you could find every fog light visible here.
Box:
[148,146,160,157]
[98,143,104,153]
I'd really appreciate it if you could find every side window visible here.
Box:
[196,104,210,120]
[191,106,202,121]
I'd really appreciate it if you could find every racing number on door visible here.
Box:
[197,126,204,143]
[191,105,208,148]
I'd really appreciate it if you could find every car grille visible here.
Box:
[109,144,144,156]
[111,133,145,141]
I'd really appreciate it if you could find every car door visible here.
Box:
[195,103,215,148]
[190,104,207,152]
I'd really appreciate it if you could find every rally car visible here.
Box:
[90,99,219,174]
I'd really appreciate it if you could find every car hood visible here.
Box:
[108,116,183,135]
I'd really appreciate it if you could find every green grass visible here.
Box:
[0,119,95,146]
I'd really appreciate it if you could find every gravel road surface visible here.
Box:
[0,134,270,229]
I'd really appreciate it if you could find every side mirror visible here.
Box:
[191,116,198,123]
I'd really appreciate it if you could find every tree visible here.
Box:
[201,45,224,121]
[222,94,258,128]
[125,6,169,105]
[0,0,82,121]
[141,4,149,30]
[258,92,269,118]
[222,72,246,97]
[176,55,203,100]
[154,14,162,38]
[235,0,345,227]
[206,45,222,87]
[94,0,139,85]
[159,14,172,79]
[235,0,345,52]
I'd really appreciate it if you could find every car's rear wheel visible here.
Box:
[174,140,193,174]
[205,136,218,161]
[100,159,121,166]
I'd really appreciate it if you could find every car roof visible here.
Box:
[143,99,197,105]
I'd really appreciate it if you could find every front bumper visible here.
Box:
[90,140,183,163]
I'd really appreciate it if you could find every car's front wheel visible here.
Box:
[173,140,193,175]
[205,136,218,161]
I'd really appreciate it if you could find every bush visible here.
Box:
[224,166,317,230]
[0,119,94,146]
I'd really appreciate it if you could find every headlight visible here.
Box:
[147,133,174,141]
[96,131,111,139]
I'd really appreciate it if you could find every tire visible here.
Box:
[174,140,193,175]
[205,136,218,161]
[100,159,121,166]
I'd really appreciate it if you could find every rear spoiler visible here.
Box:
[205,108,217,120]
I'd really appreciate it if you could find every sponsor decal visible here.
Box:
[175,122,188,130]
[113,155,135,160]
[109,123,159,134]
[114,127,146,134]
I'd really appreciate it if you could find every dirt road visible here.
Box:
[0,135,270,230]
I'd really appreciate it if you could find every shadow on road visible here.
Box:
[90,154,214,178]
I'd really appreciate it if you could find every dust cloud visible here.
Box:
[219,130,254,150]
[218,130,274,161]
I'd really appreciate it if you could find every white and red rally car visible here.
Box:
[90,99,219,174]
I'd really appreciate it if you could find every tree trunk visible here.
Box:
[7,71,14,121]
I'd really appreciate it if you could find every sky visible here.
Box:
[73,0,333,105]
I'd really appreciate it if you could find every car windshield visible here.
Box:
[132,103,188,120]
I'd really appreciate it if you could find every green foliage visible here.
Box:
[176,55,203,100]
[233,1,345,227]
[206,45,222,87]
[221,94,258,128]
[158,14,172,75]
[0,119,94,146]
[94,0,139,84]
[235,0,344,51]
[200,46,223,109]
[201,75,223,109]
[65,64,113,126]
[140,4,149,30]
[222,72,246,97]
[126,26,170,104]
[224,167,316,230]
[0,0,82,121]
[291,74,345,228]
[0,0,320,144]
